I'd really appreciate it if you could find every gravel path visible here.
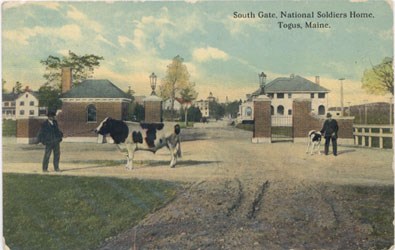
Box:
[3,124,394,249]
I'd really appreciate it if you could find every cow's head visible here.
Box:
[174,124,181,135]
[94,117,112,135]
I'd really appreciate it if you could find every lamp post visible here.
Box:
[339,78,345,116]
[149,72,157,96]
[259,72,267,94]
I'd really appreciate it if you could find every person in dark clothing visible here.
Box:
[320,113,339,156]
[37,110,63,172]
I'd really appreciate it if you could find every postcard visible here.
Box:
[2,1,394,249]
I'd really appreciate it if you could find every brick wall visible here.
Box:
[252,96,271,142]
[16,117,46,144]
[58,102,125,138]
[293,99,354,139]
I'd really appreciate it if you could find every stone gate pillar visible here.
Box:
[144,95,163,123]
[16,117,46,144]
[252,95,271,143]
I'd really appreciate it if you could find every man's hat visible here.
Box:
[326,113,332,118]
[47,110,56,117]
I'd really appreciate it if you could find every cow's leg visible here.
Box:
[306,140,311,154]
[318,142,321,155]
[125,143,136,170]
[167,141,176,168]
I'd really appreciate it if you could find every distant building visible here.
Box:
[239,74,330,123]
[162,98,182,111]
[15,87,41,119]
[2,92,18,120]
[194,99,209,118]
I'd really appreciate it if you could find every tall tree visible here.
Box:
[40,50,104,88]
[362,57,394,96]
[159,55,191,120]
[179,82,198,126]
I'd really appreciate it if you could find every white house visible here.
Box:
[194,99,210,118]
[162,98,182,111]
[2,92,18,120]
[238,74,329,123]
[15,89,41,119]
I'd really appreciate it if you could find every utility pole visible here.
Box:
[339,78,345,116]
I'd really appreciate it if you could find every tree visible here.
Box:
[159,55,191,120]
[181,106,202,123]
[13,81,23,94]
[2,79,7,93]
[179,83,198,126]
[38,83,62,110]
[209,101,225,120]
[225,100,242,118]
[362,57,394,96]
[40,50,104,88]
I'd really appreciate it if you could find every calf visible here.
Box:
[306,130,322,155]
[95,117,181,169]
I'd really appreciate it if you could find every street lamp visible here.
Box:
[339,78,345,116]
[259,72,267,94]
[149,72,157,96]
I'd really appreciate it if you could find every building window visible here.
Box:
[318,105,325,115]
[20,101,25,106]
[4,102,9,107]
[267,93,274,99]
[277,105,284,115]
[318,93,325,99]
[245,107,252,116]
[30,101,35,106]
[277,93,284,99]
[288,93,292,98]
[19,110,25,115]
[310,93,314,99]
[29,110,34,116]
[87,104,97,122]
[288,109,292,115]
[271,106,274,115]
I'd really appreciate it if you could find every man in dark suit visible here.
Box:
[320,113,339,156]
[37,110,63,172]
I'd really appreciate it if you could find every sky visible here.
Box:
[1,0,394,107]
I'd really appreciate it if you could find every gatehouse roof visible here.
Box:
[61,79,130,99]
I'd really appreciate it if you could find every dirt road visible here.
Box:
[3,124,394,249]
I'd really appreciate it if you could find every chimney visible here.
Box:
[315,76,320,85]
[61,67,72,93]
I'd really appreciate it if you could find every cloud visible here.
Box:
[192,47,229,62]
[3,24,81,45]
[118,36,133,47]
[2,1,60,10]
[66,5,102,33]
[96,34,117,47]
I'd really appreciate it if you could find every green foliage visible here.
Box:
[180,106,202,122]
[38,83,62,110]
[225,100,242,118]
[132,103,145,122]
[3,173,179,250]
[14,81,23,94]
[362,57,394,95]
[41,50,104,88]
[209,101,225,120]
[2,119,16,136]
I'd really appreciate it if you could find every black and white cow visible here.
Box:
[94,117,181,169]
[306,130,322,155]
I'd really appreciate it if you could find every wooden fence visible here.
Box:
[353,124,393,149]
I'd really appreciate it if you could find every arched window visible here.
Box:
[318,105,325,115]
[87,104,97,122]
[271,106,274,115]
[245,107,252,116]
[277,105,284,115]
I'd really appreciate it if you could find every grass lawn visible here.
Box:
[2,119,16,137]
[3,173,181,250]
